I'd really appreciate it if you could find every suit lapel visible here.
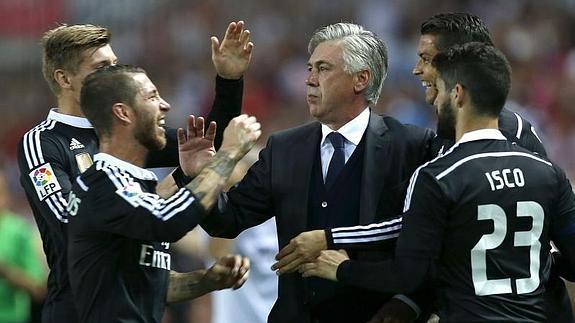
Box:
[286,123,322,232]
[359,112,390,224]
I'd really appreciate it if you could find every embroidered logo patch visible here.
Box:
[116,182,143,207]
[29,164,62,201]
[75,153,93,173]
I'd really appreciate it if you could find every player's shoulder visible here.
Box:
[19,118,63,147]
[431,139,554,180]
[71,160,134,213]
[17,118,71,172]
[81,159,130,188]
[499,107,543,144]
[418,141,466,174]
[380,115,435,139]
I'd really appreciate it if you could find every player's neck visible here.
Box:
[56,93,84,118]
[455,115,499,142]
[99,136,148,168]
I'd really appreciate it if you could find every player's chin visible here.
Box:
[149,134,167,151]
[157,136,167,150]
[425,90,437,106]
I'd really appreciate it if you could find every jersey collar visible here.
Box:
[457,129,507,144]
[94,153,158,181]
[48,108,93,129]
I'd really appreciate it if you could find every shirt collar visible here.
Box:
[94,153,158,181]
[48,108,93,129]
[457,129,507,144]
[321,107,370,146]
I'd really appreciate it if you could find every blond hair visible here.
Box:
[41,24,111,94]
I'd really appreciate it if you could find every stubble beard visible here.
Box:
[436,100,456,140]
[134,115,166,151]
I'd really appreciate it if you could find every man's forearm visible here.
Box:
[208,76,243,150]
[326,215,402,250]
[167,270,211,303]
[156,172,179,199]
[185,149,241,211]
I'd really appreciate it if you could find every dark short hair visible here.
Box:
[420,13,493,50]
[42,24,111,94]
[432,42,511,117]
[80,65,146,137]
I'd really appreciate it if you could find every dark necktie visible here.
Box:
[325,132,345,189]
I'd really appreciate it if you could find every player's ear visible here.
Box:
[54,69,72,90]
[453,83,466,108]
[112,103,133,125]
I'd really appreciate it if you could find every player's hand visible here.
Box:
[201,254,250,291]
[299,250,349,281]
[177,115,217,177]
[272,230,327,275]
[212,20,254,80]
[366,298,417,323]
[219,114,261,160]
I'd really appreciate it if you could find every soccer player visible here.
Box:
[67,65,261,322]
[17,22,253,323]
[300,42,575,322]
[413,13,546,157]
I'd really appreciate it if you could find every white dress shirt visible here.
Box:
[320,107,370,181]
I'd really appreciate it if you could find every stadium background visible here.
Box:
[1,0,574,321]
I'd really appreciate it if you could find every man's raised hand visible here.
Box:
[212,20,254,80]
[177,115,217,177]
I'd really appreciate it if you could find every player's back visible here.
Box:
[423,130,568,322]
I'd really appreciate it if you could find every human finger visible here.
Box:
[187,115,197,138]
[224,21,237,40]
[205,121,217,141]
[239,29,251,46]
[177,128,186,145]
[275,242,296,261]
[195,117,205,138]
[211,36,220,54]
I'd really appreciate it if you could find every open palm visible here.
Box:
[178,115,216,177]
[212,20,254,80]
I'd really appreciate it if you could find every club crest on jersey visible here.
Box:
[75,153,93,173]
[116,182,143,207]
[29,163,62,201]
[69,138,85,150]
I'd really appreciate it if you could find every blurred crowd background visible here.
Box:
[1,0,575,322]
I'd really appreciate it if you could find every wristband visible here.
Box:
[172,167,192,188]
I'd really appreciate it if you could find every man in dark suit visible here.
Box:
[201,23,434,323]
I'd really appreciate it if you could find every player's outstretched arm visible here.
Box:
[185,114,261,211]
[207,21,254,150]
[156,115,217,199]
[166,254,249,303]
[272,215,403,275]
[88,115,260,244]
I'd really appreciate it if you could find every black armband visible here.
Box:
[172,167,192,188]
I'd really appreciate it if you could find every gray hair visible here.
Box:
[308,23,388,106]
